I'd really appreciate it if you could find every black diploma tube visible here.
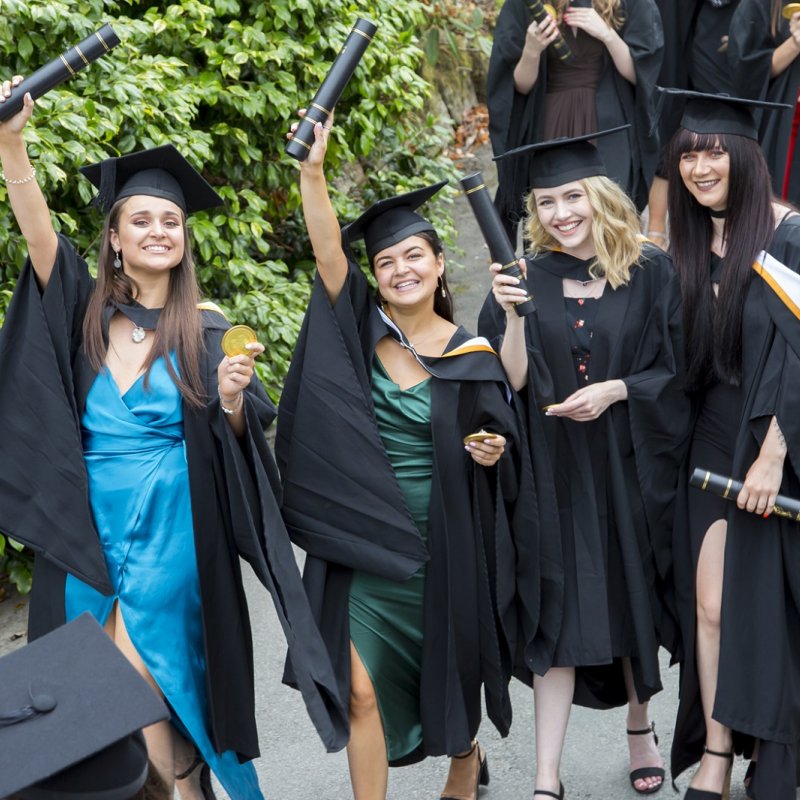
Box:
[689,468,800,522]
[285,17,378,161]
[528,1,574,64]
[460,171,536,316]
[0,24,121,123]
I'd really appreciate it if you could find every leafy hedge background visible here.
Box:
[0,0,494,591]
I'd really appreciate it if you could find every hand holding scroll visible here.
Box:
[288,108,334,171]
[0,76,33,139]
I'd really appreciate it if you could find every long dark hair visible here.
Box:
[82,198,206,408]
[667,129,776,390]
[372,229,455,323]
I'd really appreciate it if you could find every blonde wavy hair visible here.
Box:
[523,175,643,289]
[554,0,624,29]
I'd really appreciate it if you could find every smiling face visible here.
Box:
[109,195,186,276]
[372,234,444,310]
[678,141,730,212]
[532,181,596,260]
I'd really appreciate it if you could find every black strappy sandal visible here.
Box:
[533,784,565,800]
[627,722,666,795]
[175,755,217,800]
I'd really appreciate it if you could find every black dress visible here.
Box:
[670,217,800,799]
[479,244,689,707]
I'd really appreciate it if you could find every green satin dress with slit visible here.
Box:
[349,356,432,762]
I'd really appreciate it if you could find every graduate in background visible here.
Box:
[648,0,743,245]
[0,77,346,798]
[728,0,800,205]
[663,89,800,800]
[278,111,533,800]
[487,0,663,240]
[480,129,688,798]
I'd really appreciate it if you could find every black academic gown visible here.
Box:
[487,0,664,222]
[671,216,800,799]
[479,244,689,708]
[728,0,800,204]
[0,236,348,761]
[276,262,532,763]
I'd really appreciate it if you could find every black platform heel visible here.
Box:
[440,741,489,800]
[627,721,665,794]
[684,747,733,800]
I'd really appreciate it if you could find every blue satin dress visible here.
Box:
[65,355,262,799]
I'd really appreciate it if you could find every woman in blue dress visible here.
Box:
[0,79,346,798]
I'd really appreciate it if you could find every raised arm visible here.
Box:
[490,260,530,391]
[770,12,800,78]
[289,111,349,304]
[0,77,58,287]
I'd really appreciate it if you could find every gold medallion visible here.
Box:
[783,2,800,18]
[463,431,498,445]
[221,325,258,357]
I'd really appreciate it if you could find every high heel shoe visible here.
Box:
[627,722,665,794]
[175,755,217,800]
[533,784,565,799]
[440,741,489,800]
[683,747,733,800]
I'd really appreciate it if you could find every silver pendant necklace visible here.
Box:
[131,324,146,343]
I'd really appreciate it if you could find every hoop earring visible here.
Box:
[113,250,122,270]
[438,276,446,298]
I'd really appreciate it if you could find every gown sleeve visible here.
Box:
[195,323,350,753]
[0,235,111,593]
[275,262,430,580]
[621,253,691,654]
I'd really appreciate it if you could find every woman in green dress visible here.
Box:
[277,112,530,800]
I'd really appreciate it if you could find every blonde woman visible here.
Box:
[479,130,689,798]
[487,0,663,238]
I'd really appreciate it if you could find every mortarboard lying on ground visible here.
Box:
[492,126,630,188]
[0,613,168,799]
[79,144,223,215]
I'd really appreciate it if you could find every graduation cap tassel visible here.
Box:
[0,684,56,727]
[92,157,117,213]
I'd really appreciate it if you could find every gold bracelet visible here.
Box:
[1,166,36,185]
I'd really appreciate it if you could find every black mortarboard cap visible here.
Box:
[79,144,223,215]
[0,613,169,799]
[342,181,448,262]
[493,126,629,188]
[657,87,793,140]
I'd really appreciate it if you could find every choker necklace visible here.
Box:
[708,208,727,219]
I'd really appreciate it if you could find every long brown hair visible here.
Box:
[771,0,784,38]
[81,198,207,408]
